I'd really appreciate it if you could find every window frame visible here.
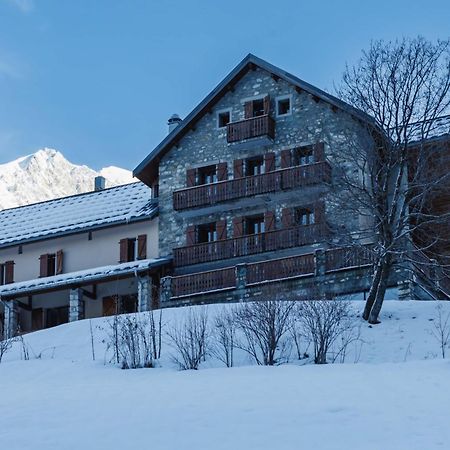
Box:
[197,222,218,244]
[244,215,266,235]
[275,94,292,117]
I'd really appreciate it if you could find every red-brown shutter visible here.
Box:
[263,95,270,115]
[119,239,128,263]
[186,168,197,187]
[4,261,14,284]
[314,142,325,162]
[217,162,228,181]
[39,254,49,277]
[314,201,326,224]
[56,250,64,275]
[234,159,244,178]
[216,220,227,240]
[232,217,244,237]
[281,149,292,168]
[244,101,253,119]
[281,208,294,228]
[186,225,196,246]
[264,211,276,232]
[264,152,275,172]
[137,235,147,260]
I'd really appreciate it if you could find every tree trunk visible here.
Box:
[362,262,383,320]
[368,261,390,324]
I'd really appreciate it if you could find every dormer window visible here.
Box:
[217,109,232,128]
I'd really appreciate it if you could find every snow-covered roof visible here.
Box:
[0,257,170,298]
[0,182,157,248]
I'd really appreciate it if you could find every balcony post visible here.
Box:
[69,288,85,322]
[314,249,326,277]
[235,264,248,302]
[137,274,152,312]
[160,276,173,304]
[3,299,18,339]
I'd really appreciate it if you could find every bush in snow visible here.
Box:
[104,310,163,369]
[234,298,296,366]
[167,307,209,370]
[0,336,15,364]
[211,306,236,368]
[430,304,450,359]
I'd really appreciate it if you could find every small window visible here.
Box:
[296,208,315,226]
[197,223,217,243]
[217,109,231,128]
[198,165,217,185]
[293,146,314,166]
[245,215,265,235]
[252,99,265,117]
[245,156,265,176]
[277,97,291,116]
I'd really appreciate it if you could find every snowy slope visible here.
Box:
[1,301,450,450]
[0,148,135,210]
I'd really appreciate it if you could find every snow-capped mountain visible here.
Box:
[0,148,135,210]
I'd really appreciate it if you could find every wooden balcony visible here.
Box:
[227,115,275,143]
[173,161,332,211]
[173,223,330,267]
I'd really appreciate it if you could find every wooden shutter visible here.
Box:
[264,152,275,172]
[263,95,270,115]
[244,101,253,119]
[233,159,244,178]
[314,201,326,224]
[281,149,292,168]
[314,142,325,162]
[264,211,276,232]
[281,208,294,228]
[186,168,197,187]
[232,217,244,237]
[4,261,14,284]
[216,220,227,240]
[102,296,118,317]
[137,235,147,260]
[39,254,49,277]
[119,239,128,263]
[217,162,228,181]
[186,225,196,246]
[56,250,64,275]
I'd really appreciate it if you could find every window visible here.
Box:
[252,99,265,117]
[197,223,218,243]
[0,265,5,285]
[296,208,315,226]
[119,235,147,263]
[293,146,315,166]
[39,252,63,277]
[245,215,265,235]
[244,96,270,119]
[245,156,265,176]
[198,165,217,185]
[276,96,291,116]
[217,109,232,128]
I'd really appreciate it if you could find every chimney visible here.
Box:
[168,114,182,134]
[94,176,106,191]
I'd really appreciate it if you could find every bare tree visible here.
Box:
[167,307,209,370]
[0,336,14,364]
[211,307,236,367]
[430,303,450,359]
[333,37,450,323]
[234,298,296,366]
[298,300,356,364]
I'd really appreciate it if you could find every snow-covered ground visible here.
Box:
[1,301,450,450]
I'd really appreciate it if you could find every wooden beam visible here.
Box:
[82,285,97,300]
[312,95,320,103]
[271,74,280,82]
[295,86,302,94]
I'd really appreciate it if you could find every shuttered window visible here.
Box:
[137,235,147,260]
[186,225,196,246]
[119,238,138,263]
[232,217,244,237]
[281,149,292,169]
[56,250,64,275]
[244,95,270,118]
[216,220,227,240]
[217,162,228,181]
[39,252,61,277]
[0,261,14,285]
[233,159,244,178]
[264,152,275,172]
[264,211,276,232]
[186,168,197,187]
[281,208,294,228]
[313,142,325,162]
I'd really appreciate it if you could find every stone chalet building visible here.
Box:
[1,54,449,337]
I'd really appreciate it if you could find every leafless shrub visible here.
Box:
[103,310,164,369]
[298,300,358,364]
[0,336,15,364]
[234,299,296,366]
[430,304,450,359]
[211,307,236,367]
[289,319,310,361]
[167,307,209,370]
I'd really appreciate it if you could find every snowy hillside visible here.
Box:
[0,148,134,210]
[1,301,450,450]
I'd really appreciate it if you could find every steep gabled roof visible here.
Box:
[0,182,157,249]
[133,53,374,185]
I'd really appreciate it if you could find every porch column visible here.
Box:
[3,299,18,339]
[137,274,152,312]
[314,249,326,277]
[69,288,84,322]
[160,276,172,305]
[235,264,247,302]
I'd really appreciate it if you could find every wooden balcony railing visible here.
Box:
[227,115,275,143]
[173,161,332,210]
[174,223,330,267]
[325,246,376,272]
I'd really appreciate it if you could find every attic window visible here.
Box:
[277,96,291,116]
[252,99,265,117]
[217,109,231,128]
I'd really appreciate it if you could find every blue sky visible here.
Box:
[0,0,449,170]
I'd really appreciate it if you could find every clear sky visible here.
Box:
[0,0,449,170]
